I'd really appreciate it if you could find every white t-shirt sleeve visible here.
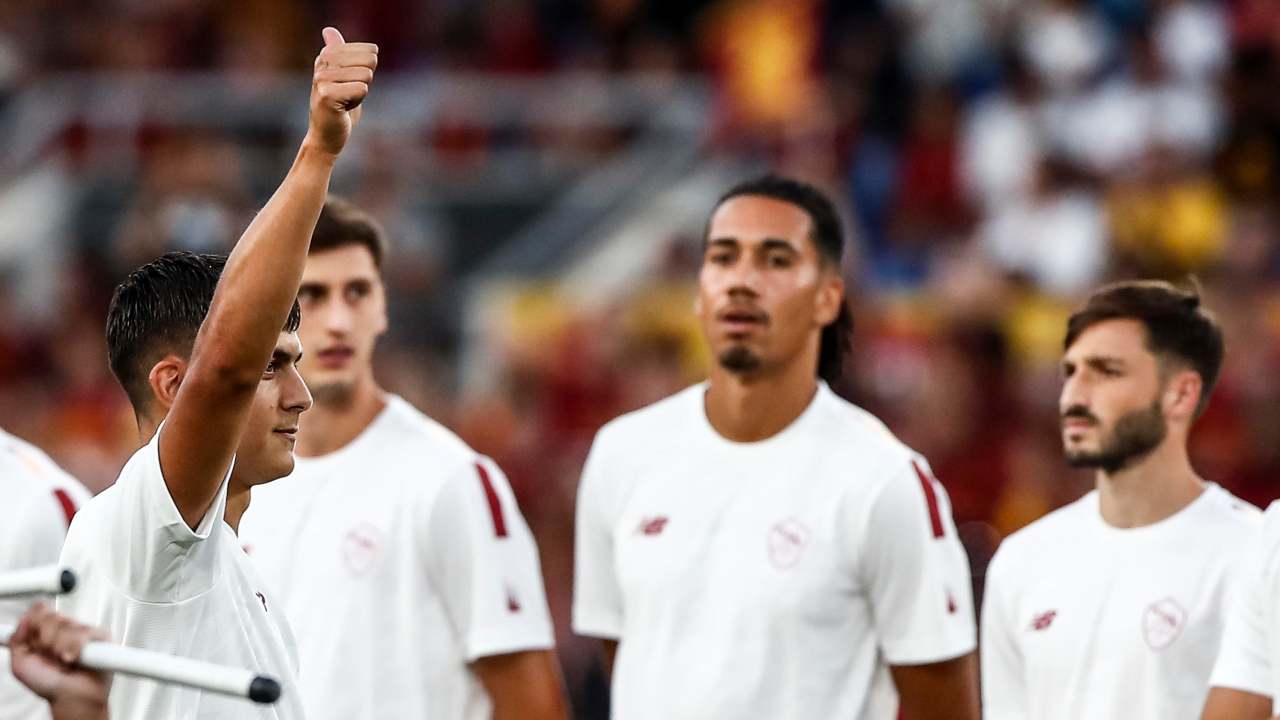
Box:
[103,431,230,603]
[980,549,1030,720]
[0,447,89,573]
[854,457,976,665]
[1208,504,1278,698]
[1,489,72,572]
[571,433,623,640]
[425,457,554,661]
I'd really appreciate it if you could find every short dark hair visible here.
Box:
[1064,279,1224,417]
[311,196,386,267]
[711,175,853,383]
[106,251,302,411]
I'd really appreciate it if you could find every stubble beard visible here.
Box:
[1065,400,1168,474]
[718,345,763,375]
[309,379,358,410]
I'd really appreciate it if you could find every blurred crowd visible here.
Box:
[3,0,1280,715]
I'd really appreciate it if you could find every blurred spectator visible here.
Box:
[978,156,1107,295]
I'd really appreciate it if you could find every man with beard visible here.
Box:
[981,280,1260,719]
[572,176,979,719]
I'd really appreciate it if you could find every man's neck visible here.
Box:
[1095,439,1204,529]
[297,377,388,457]
[226,483,250,535]
[704,361,819,443]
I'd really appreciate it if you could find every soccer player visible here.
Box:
[55,27,376,720]
[238,198,567,720]
[572,176,979,720]
[1,430,91,720]
[1201,506,1280,718]
[8,604,111,720]
[981,280,1260,719]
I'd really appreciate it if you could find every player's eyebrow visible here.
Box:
[759,238,799,254]
[272,347,303,365]
[707,237,740,248]
[344,278,374,294]
[1083,355,1125,371]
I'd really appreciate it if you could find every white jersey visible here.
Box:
[238,395,554,720]
[981,483,1260,720]
[0,429,91,720]
[572,382,976,720]
[1208,501,1280,711]
[56,430,305,720]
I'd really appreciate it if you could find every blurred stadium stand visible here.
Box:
[2,0,1280,715]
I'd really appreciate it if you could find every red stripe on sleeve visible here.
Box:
[912,461,945,539]
[475,463,508,538]
[52,488,78,529]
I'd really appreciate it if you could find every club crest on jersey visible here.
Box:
[1029,610,1057,631]
[767,519,810,570]
[342,522,385,576]
[636,516,669,536]
[1143,598,1187,651]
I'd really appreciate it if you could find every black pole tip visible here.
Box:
[248,676,281,704]
[58,569,76,594]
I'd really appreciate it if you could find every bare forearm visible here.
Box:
[1201,687,1272,720]
[473,650,569,720]
[492,695,567,720]
[51,702,109,720]
[191,142,334,381]
[892,653,980,720]
[602,639,618,679]
[156,29,375,527]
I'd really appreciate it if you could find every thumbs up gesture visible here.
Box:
[307,27,378,157]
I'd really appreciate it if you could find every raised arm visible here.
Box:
[160,27,377,527]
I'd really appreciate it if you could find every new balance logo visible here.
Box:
[637,516,669,536]
[1030,610,1057,631]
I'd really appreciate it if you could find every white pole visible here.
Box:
[0,566,75,599]
[0,625,281,704]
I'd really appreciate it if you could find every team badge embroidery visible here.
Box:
[1029,610,1057,631]
[342,522,385,576]
[637,516,669,536]
[1143,598,1187,651]
[767,519,810,570]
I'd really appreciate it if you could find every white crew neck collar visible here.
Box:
[693,380,830,451]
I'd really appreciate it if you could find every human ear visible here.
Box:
[147,355,188,413]
[814,271,844,326]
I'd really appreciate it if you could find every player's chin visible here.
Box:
[1063,448,1104,469]
[260,448,297,482]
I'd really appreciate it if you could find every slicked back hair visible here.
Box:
[106,251,302,411]
[1064,279,1224,417]
[311,195,387,267]
[711,175,853,383]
